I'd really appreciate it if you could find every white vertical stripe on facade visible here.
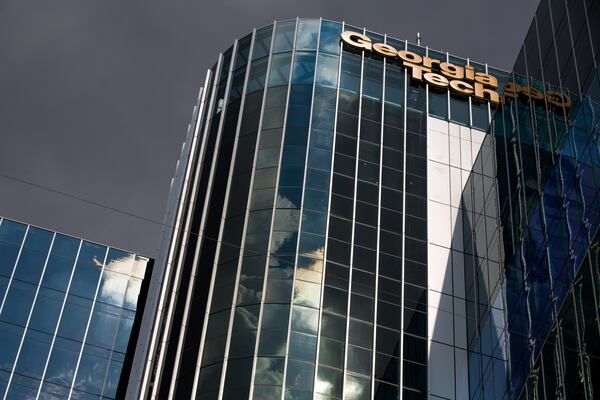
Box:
[252,18,301,400]
[165,80,216,397]
[280,17,322,399]
[138,66,216,399]
[312,20,345,399]
[35,239,83,399]
[149,57,224,398]
[67,247,110,399]
[3,232,56,400]
[185,43,240,398]
[398,38,408,400]
[100,254,139,398]
[370,32,387,399]
[244,22,279,400]
[340,26,366,400]
[0,225,30,315]
[214,30,257,400]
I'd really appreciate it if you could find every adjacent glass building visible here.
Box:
[129,18,506,400]
[0,216,152,399]
[463,0,600,399]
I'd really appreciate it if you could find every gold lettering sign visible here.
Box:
[340,31,500,105]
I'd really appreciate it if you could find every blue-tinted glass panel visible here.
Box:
[0,220,27,278]
[38,381,70,399]
[12,249,48,285]
[385,64,404,106]
[472,100,489,130]
[363,58,383,100]
[1,281,36,326]
[86,303,120,349]
[0,220,27,245]
[73,348,110,395]
[450,93,470,125]
[316,53,339,88]
[292,52,316,85]
[21,227,53,252]
[69,242,106,299]
[340,53,362,93]
[29,288,63,333]
[319,20,342,55]
[14,330,52,379]
[41,256,75,293]
[0,276,6,306]
[0,322,23,371]
[57,295,92,342]
[41,235,79,292]
[296,19,319,50]
[44,337,80,386]
[104,248,133,275]
[429,89,448,119]
[114,310,135,353]
[269,53,293,87]
[13,227,53,284]
[273,20,296,53]
[103,358,123,398]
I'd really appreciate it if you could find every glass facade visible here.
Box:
[463,0,600,398]
[0,216,152,399]
[134,18,502,400]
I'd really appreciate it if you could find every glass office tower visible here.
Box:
[464,0,600,398]
[130,18,505,400]
[0,216,152,399]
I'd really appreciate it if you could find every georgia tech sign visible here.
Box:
[341,31,500,104]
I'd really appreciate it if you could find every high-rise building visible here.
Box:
[0,216,152,399]
[129,18,509,400]
[464,0,600,399]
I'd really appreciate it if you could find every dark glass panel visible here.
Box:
[340,53,362,93]
[316,365,343,397]
[385,64,405,106]
[347,345,372,376]
[348,318,373,348]
[285,359,315,391]
[269,52,293,87]
[253,26,273,60]
[376,326,400,356]
[222,357,253,400]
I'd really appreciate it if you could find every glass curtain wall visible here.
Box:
[144,17,504,400]
[0,217,150,399]
[464,0,600,398]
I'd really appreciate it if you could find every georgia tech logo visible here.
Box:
[341,31,500,104]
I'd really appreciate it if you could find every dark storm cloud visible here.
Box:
[0,0,539,257]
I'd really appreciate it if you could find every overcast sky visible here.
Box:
[0,0,539,258]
